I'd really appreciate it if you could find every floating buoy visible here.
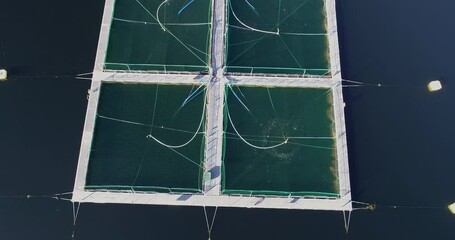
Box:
[428,80,442,92]
[449,202,455,214]
[0,69,7,81]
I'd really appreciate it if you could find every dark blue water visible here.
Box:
[1,0,455,239]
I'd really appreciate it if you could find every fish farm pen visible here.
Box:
[73,0,351,211]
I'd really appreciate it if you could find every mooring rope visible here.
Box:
[97,114,203,135]
[178,0,195,15]
[181,84,206,108]
[273,0,311,29]
[226,35,268,65]
[225,135,335,150]
[156,0,168,31]
[225,132,334,140]
[97,114,149,127]
[341,79,389,88]
[8,71,93,80]
[228,85,251,113]
[266,87,276,112]
[132,86,160,187]
[203,206,218,240]
[226,104,289,150]
[0,192,73,201]
[167,146,204,168]
[227,34,265,47]
[229,0,279,35]
[229,24,326,36]
[146,86,207,149]
[278,34,303,69]
[113,16,209,26]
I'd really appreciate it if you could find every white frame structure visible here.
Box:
[73,0,352,211]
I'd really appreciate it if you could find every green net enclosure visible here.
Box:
[104,0,212,72]
[85,82,206,193]
[222,86,339,197]
[225,0,330,75]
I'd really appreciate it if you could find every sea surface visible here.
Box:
[1,0,455,239]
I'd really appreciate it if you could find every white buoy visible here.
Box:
[428,80,442,92]
[449,202,455,214]
[0,69,7,81]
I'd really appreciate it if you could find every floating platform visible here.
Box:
[73,0,351,211]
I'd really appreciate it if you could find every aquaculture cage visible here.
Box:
[104,0,213,72]
[225,0,330,76]
[222,86,339,197]
[85,83,206,194]
[73,0,351,211]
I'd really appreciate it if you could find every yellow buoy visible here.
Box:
[449,203,455,214]
[428,80,442,92]
[0,69,7,81]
